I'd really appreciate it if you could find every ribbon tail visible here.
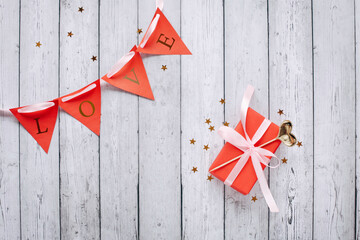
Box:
[251,152,279,212]
[224,151,250,186]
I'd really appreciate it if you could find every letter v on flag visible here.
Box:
[10,100,59,153]
[137,8,191,55]
[59,79,101,136]
[102,45,154,100]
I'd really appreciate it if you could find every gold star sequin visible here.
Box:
[203,144,209,151]
[91,56,97,61]
[190,138,196,145]
[191,167,198,173]
[207,175,214,181]
[277,109,284,115]
[251,196,258,202]
[297,141,302,147]
[223,121,229,126]
[35,41,42,47]
[209,126,215,132]
[161,65,167,71]
[205,118,211,124]
[78,7,84,12]
[219,98,225,104]
[137,28,143,34]
[67,31,74,37]
[281,157,288,164]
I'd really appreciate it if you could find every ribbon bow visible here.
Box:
[218,85,280,212]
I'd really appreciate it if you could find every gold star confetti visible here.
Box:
[205,118,211,124]
[281,157,288,164]
[78,7,84,12]
[251,196,258,202]
[137,28,143,34]
[223,121,229,126]
[35,41,42,47]
[91,56,97,61]
[209,126,215,132]
[190,138,196,145]
[297,141,303,147]
[219,98,225,104]
[67,31,74,37]
[203,144,209,151]
[191,167,198,173]
[161,65,167,71]
[207,175,214,181]
[277,109,284,115]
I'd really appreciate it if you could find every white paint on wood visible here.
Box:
[224,0,269,238]
[19,0,60,239]
[99,0,139,239]
[138,0,181,239]
[0,0,20,239]
[313,0,356,239]
[268,0,313,239]
[355,0,360,239]
[0,0,359,239]
[181,1,224,239]
[59,0,100,239]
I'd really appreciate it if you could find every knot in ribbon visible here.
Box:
[218,85,280,212]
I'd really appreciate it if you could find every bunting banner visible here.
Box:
[10,100,59,153]
[2,1,191,153]
[137,8,191,55]
[102,46,154,100]
[59,80,101,135]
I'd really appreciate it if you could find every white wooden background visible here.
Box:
[0,0,358,239]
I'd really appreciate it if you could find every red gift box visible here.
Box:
[209,107,281,195]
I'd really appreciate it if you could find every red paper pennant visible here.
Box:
[59,79,101,135]
[137,8,191,55]
[102,45,154,100]
[10,100,59,153]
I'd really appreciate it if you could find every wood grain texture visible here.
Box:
[0,0,359,239]
[181,1,224,239]
[356,0,360,239]
[59,0,100,239]
[19,0,60,239]
[224,0,269,239]
[138,0,181,239]
[313,0,356,239]
[268,0,313,239]
[0,0,20,239]
[99,0,139,239]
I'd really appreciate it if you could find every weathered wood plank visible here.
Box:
[356,0,360,239]
[19,0,60,239]
[268,0,313,239]
[313,0,355,239]
[0,0,20,239]
[138,0,181,239]
[181,1,224,239]
[59,1,99,239]
[99,0,138,239]
[224,0,269,239]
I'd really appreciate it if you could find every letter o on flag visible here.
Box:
[79,100,95,117]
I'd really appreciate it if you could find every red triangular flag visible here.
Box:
[102,45,154,100]
[10,100,59,153]
[59,79,101,135]
[137,8,191,55]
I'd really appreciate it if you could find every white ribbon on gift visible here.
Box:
[218,85,280,212]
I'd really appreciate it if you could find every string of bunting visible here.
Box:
[1,0,191,153]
